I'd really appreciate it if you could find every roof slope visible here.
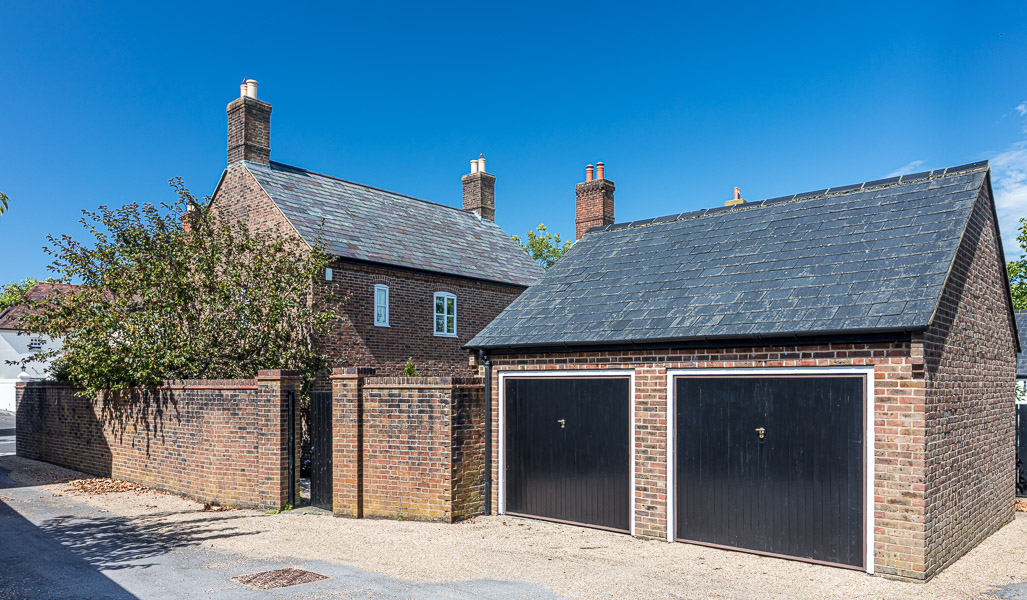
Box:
[241,161,542,287]
[0,282,80,331]
[1016,311,1027,378]
[469,162,992,350]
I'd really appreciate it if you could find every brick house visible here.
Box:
[467,161,1019,580]
[209,80,541,376]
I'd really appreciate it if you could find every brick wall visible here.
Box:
[487,341,933,577]
[575,177,615,240]
[317,261,523,377]
[330,368,484,522]
[15,371,301,509]
[922,185,1017,577]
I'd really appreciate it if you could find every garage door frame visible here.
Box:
[498,369,636,536]
[666,366,875,574]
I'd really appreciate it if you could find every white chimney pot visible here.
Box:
[245,79,259,99]
[470,159,478,174]
[477,156,486,174]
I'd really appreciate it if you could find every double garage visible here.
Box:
[498,369,872,571]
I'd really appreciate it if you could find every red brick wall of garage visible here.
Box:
[922,185,1017,577]
[212,164,527,378]
[330,369,485,522]
[486,342,933,579]
[14,371,301,510]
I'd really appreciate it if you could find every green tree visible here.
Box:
[0,277,38,312]
[0,192,8,215]
[21,179,343,397]
[1008,217,1027,309]
[512,223,573,269]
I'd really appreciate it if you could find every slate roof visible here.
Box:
[234,161,542,287]
[468,162,999,350]
[0,283,81,331]
[1016,311,1027,378]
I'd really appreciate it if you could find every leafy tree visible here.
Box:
[512,223,573,269]
[21,179,343,397]
[402,357,420,377]
[1008,217,1027,309]
[0,192,8,215]
[0,277,38,312]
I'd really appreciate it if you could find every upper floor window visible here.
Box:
[28,337,43,352]
[433,292,456,337]
[374,285,389,327]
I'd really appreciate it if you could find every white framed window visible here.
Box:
[374,284,390,327]
[325,267,333,281]
[28,337,44,352]
[433,292,457,337]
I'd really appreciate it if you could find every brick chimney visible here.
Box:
[575,161,615,239]
[226,79,271,165]
[461,154,495,221]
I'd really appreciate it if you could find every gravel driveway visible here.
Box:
[2,455,1025,600]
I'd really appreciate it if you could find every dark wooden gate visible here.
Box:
[675,375,865,569]
[503,377,630,532]
[1018,403,1027,497]
[309,390,333,510]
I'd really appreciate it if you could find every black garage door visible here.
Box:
[675,376,865,569]
[504,377,630,532]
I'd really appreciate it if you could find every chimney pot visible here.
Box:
[725,186,745,206]
[478,154,486,174]
[585,164,594,182]
[596,162,605,180]
[470,159,478,174]
[240,82,247,98]
[245,79,259,99]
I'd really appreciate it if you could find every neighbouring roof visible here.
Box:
[1017,311,1027,378]
[469,161,1003,350]
[233,161,542,287]
[0,282,80,331]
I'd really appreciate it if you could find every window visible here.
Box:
[28,337,43,352]
[325,267,333,281]
[433,292,457,337]
[374,285,389,327]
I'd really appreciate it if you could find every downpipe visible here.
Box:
[479,349,492,516]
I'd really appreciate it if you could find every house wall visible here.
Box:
[330,368,484,522]
[212,164,526,378]
[922,186,1017,577]
[15,371,300,509]
[487,341,939,579]
[318,261,524,377]
[0,330,60,412]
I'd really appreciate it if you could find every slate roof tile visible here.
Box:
[468,163,993,349]
[240,161,542,287]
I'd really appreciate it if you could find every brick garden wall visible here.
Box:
[15,371,301,509]
[487,341,933,578]
[331,368,485,522]
[922,186,1017,577]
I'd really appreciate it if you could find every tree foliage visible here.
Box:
[0,277,38,313]
[0,192,8,215]
[512,223,573,269]
[1008,217,1027,310]
[22,179,343,396]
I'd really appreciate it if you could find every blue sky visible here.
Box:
[3,1,1027,284]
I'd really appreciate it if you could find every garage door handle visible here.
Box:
[755,427,765,439]
[557,418,566,429]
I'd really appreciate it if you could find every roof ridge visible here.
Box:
[260,161,482,220]
[588,160,990,235]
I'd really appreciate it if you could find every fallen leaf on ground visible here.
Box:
[1016,498,1027,512]
[66,477,147,495]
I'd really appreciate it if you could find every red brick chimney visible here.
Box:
[461,154,496,221]
[227,79,271,165]
[575,162,615,239]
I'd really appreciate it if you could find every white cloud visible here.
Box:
[990,141,1027,258]
[885,160,926,178]
[1016,102,1027,117]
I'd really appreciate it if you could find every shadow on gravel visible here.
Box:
[0,456,83,489]
[35,510,259,570]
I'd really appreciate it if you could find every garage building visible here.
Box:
[467,161,1018,581]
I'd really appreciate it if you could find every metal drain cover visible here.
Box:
[231,567,329,590]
